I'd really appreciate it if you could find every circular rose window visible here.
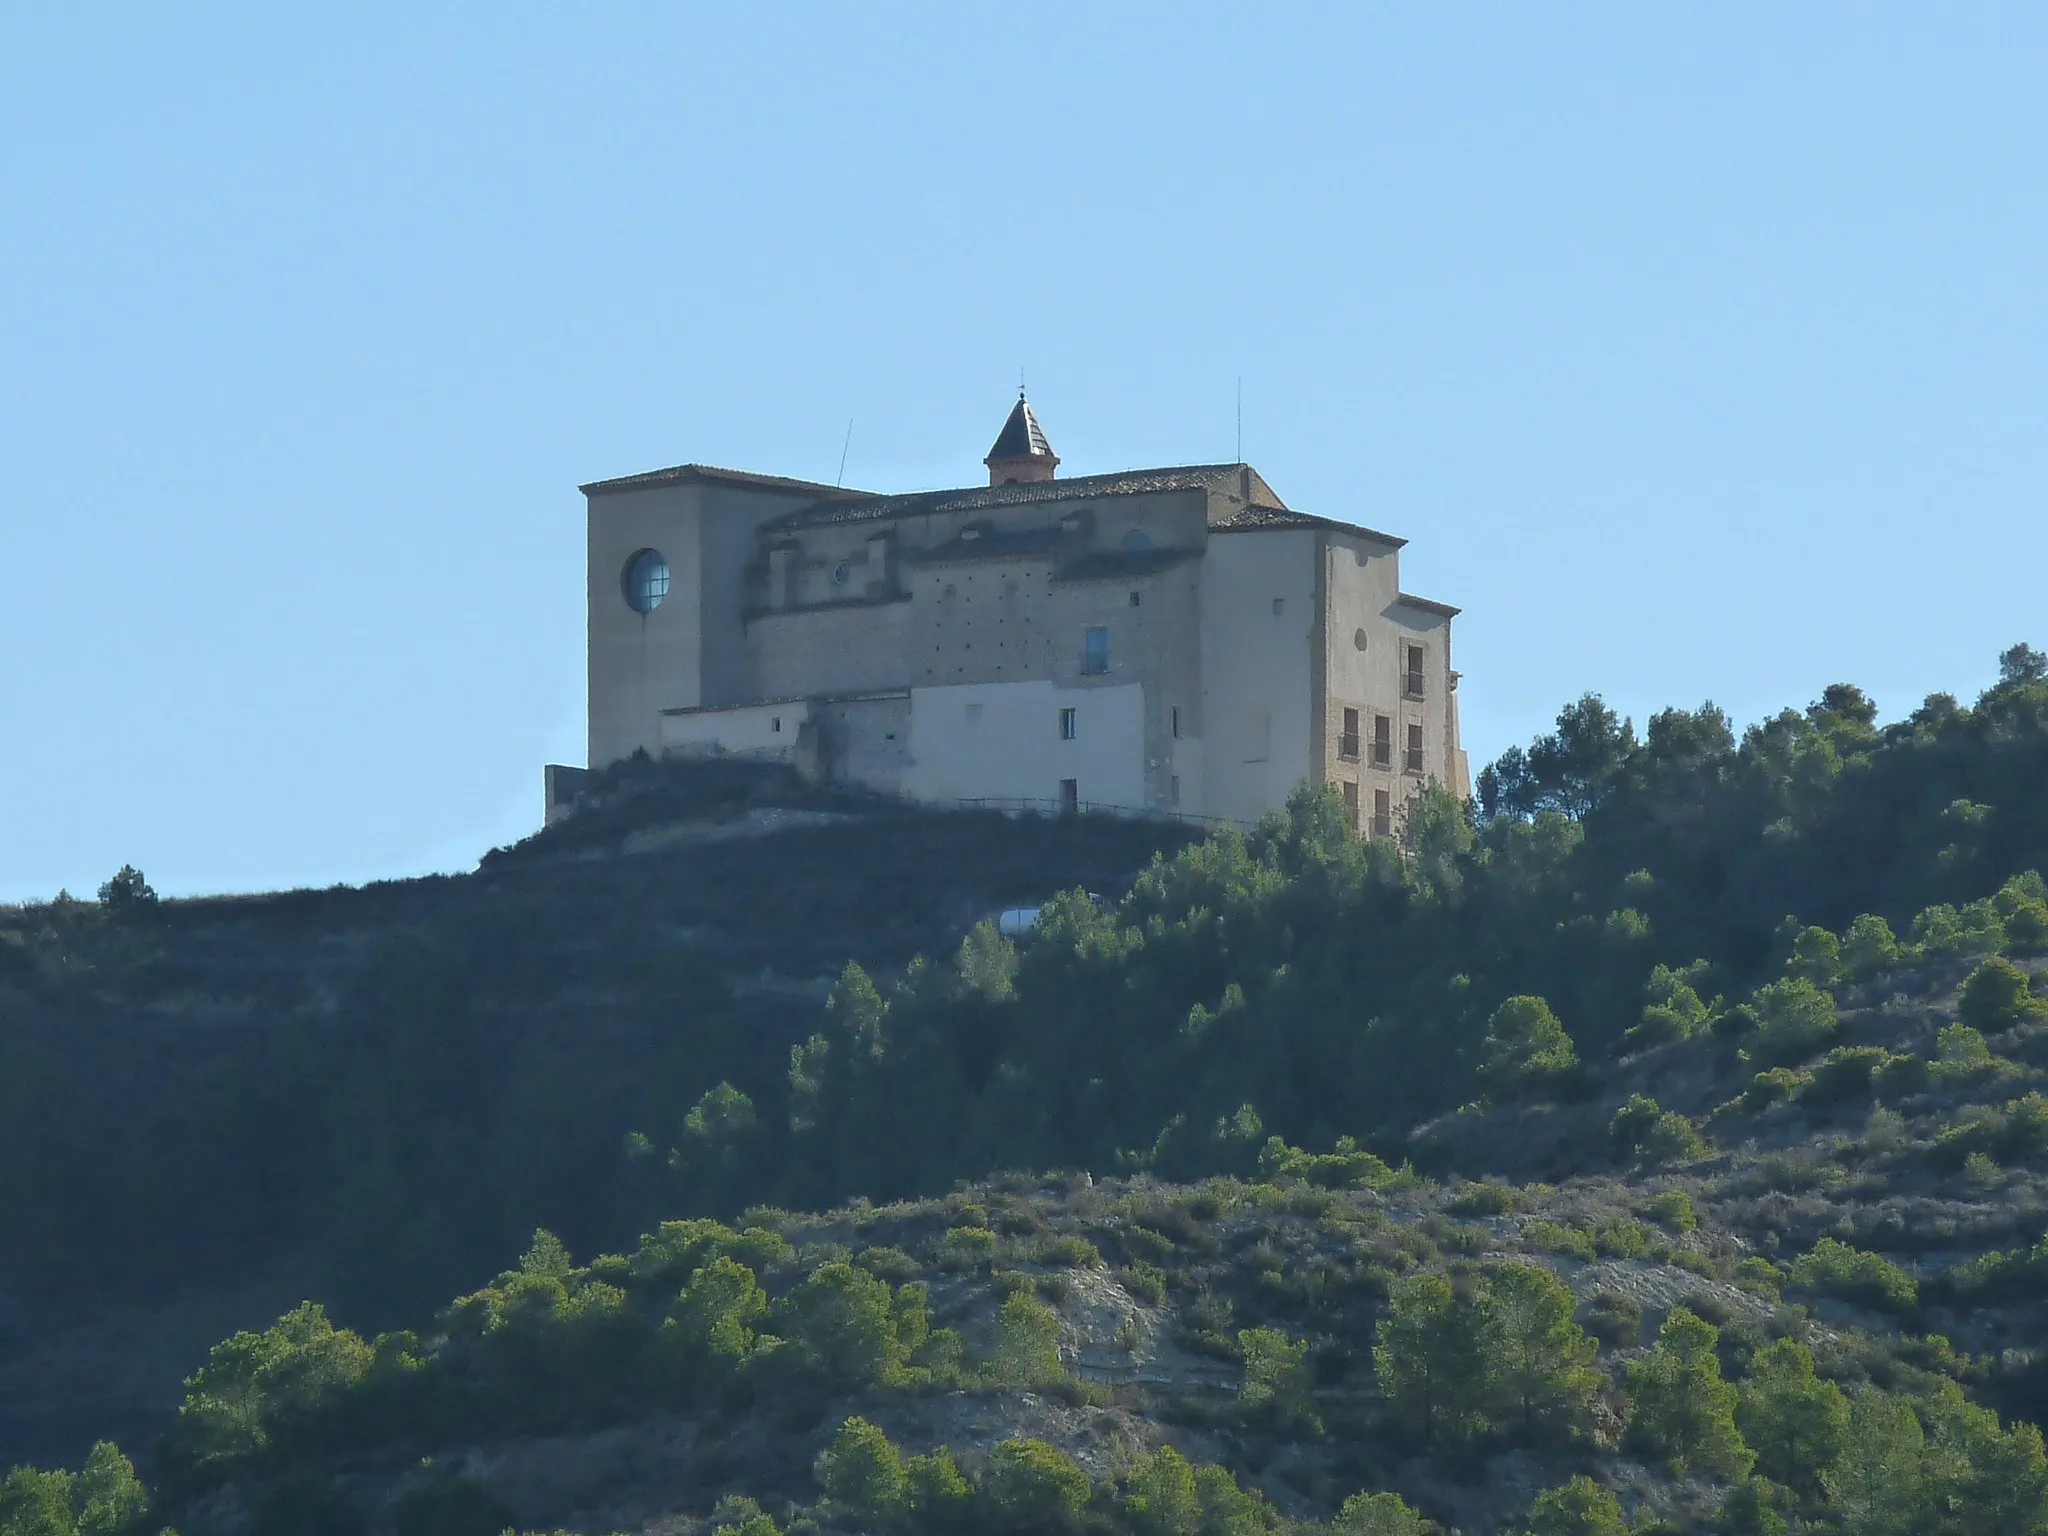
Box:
[622,548,670,613]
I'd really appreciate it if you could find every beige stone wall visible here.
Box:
[1196,530,1317,826]
[659,698,811,763]
[1388,602,1460,816]
[586,482,706,768]
[816,694,913,793]
[1321,532,1407,831]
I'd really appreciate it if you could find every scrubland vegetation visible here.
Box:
[4,643,2048,1534]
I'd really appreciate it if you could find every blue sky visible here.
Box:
[2,6,2043,902]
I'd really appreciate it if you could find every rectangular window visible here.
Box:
[1059,778,1079,814]
[1373,788,1392,838]
[1169,774,1181,806]
[1372,713,1392,768]
[1082,626,1110,675]
[965,702,983,725]
[1342,779,1359,827]
[1339,706,1360,761]
[1059,707,1077,741]
[1404,644,1426,699]
[1244,706,1271,763]
[1129,590,1142,607]
[1170,705,1182,739]
[1405,722,1425,774]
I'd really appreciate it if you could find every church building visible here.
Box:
[561,397,1468,834]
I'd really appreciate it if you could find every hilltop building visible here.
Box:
[557,397,1468,835]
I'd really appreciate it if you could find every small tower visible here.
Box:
[984,391,1060,485]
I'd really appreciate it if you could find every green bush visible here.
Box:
[938,1226,998,1270]
[1118,1262,1167,1306]
[1449,1179,1528,1216]
[1803,1046,1899,1106]
[1480,995,1579,1095]
[1524,1475,1627,1536]
[1839,913,1905,984]
[1959,958,2047,1030]
[818,1416,906,1523]
[1523,1221,1597,1260]
[1592,1215,1650,1259]
[1787,1238,1917,1312]
[1645,1191,1698,1232]
[1613,1096,1708,1165]
[991,1292,1064,1386]
[1735,1338,1848,1493]
[1238,1327,1318,1430]
[1784,925,1841,986]
[1333,1489,1429,1535]
[1034,1234,1101,1268]
[1120,1446,1200,1536]
[1257,1135,1393,1190]
[1746,977,1840,1067]
[1583,1291,1643,1348]
[1743,1068,1808,1112]
[985,1439,1090,1531]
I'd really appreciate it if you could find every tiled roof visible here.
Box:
[580,463,877,500]
[1210,502,1409,548]
[763,463,1290,531]
[986,396,1055,462]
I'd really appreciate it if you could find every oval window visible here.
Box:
[621,548,670,614]
[832,561,852,586]
[1354,628,1369,651]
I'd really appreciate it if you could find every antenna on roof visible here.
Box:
[1236,377,1243,463]
[1019,365,1026,400]
[835,418,854,488]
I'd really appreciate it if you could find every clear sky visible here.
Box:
[2,6,2043,902]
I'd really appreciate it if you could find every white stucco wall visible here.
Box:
[1196,531,1316,825]
[903,680,1146,809]
[658,699,811,759]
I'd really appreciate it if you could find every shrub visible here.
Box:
[1614,1097,1708,1165]
[1784,926,1841,986]
[1333,1489,1429,1535]
[1803,1047,1898,1106]
[775,1263,914,1388]
[1646,1191,1698,1232]
[1120,1446,1200,1536]
[985,1439,1090,1531]
[1257,1135,1393,1190]
[1035,1234,1101,1268]
[1787,1238,1917,1312]
[1449,1179,1528,1216]
[1627,961,1714,1050]
[1746,978,1839,1067]
[1959,958,2047,1030]
[1480,995,1579,1095]
[905,1448,972,1527]
[1119,1262,1167,1306]
[1593,1215,1650,1259]
[1743,1068,1808,1113]
[1583,1291,1643,1348]
[818,1416,906,1523]
[1839,914,1905,984]
[938,1226,998,1270]
[1524,1475,1627,1536]
[856,1246,923,1283]
[1523,1221,1597,1260]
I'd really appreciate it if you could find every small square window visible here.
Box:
[1059,707,1077,740]
[1129,590,1142,607]
[1271,597,1285,616]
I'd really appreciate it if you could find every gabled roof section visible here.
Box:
[986,395,1055,462]
[580,462,878,501]
[1395,592,1462,618]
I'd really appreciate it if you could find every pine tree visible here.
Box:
[818,1416,907,1524]
[1625,1308,1754,1479]
[1374,1273,1489,1443]
[1482,1262,1601,1441]
[1822,1391,1925,1536]
[1524,1475,1627,1536]
[1735,1338,1848,1492]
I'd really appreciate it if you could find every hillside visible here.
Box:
[5,643,2048,1536]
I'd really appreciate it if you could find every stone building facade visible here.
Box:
[565,398,1468,834]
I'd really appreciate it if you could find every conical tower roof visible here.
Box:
[984,392,1059,483]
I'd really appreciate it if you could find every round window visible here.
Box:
[621,548,670,614]
[832,561,852,586]
[1121,529,1154,552]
